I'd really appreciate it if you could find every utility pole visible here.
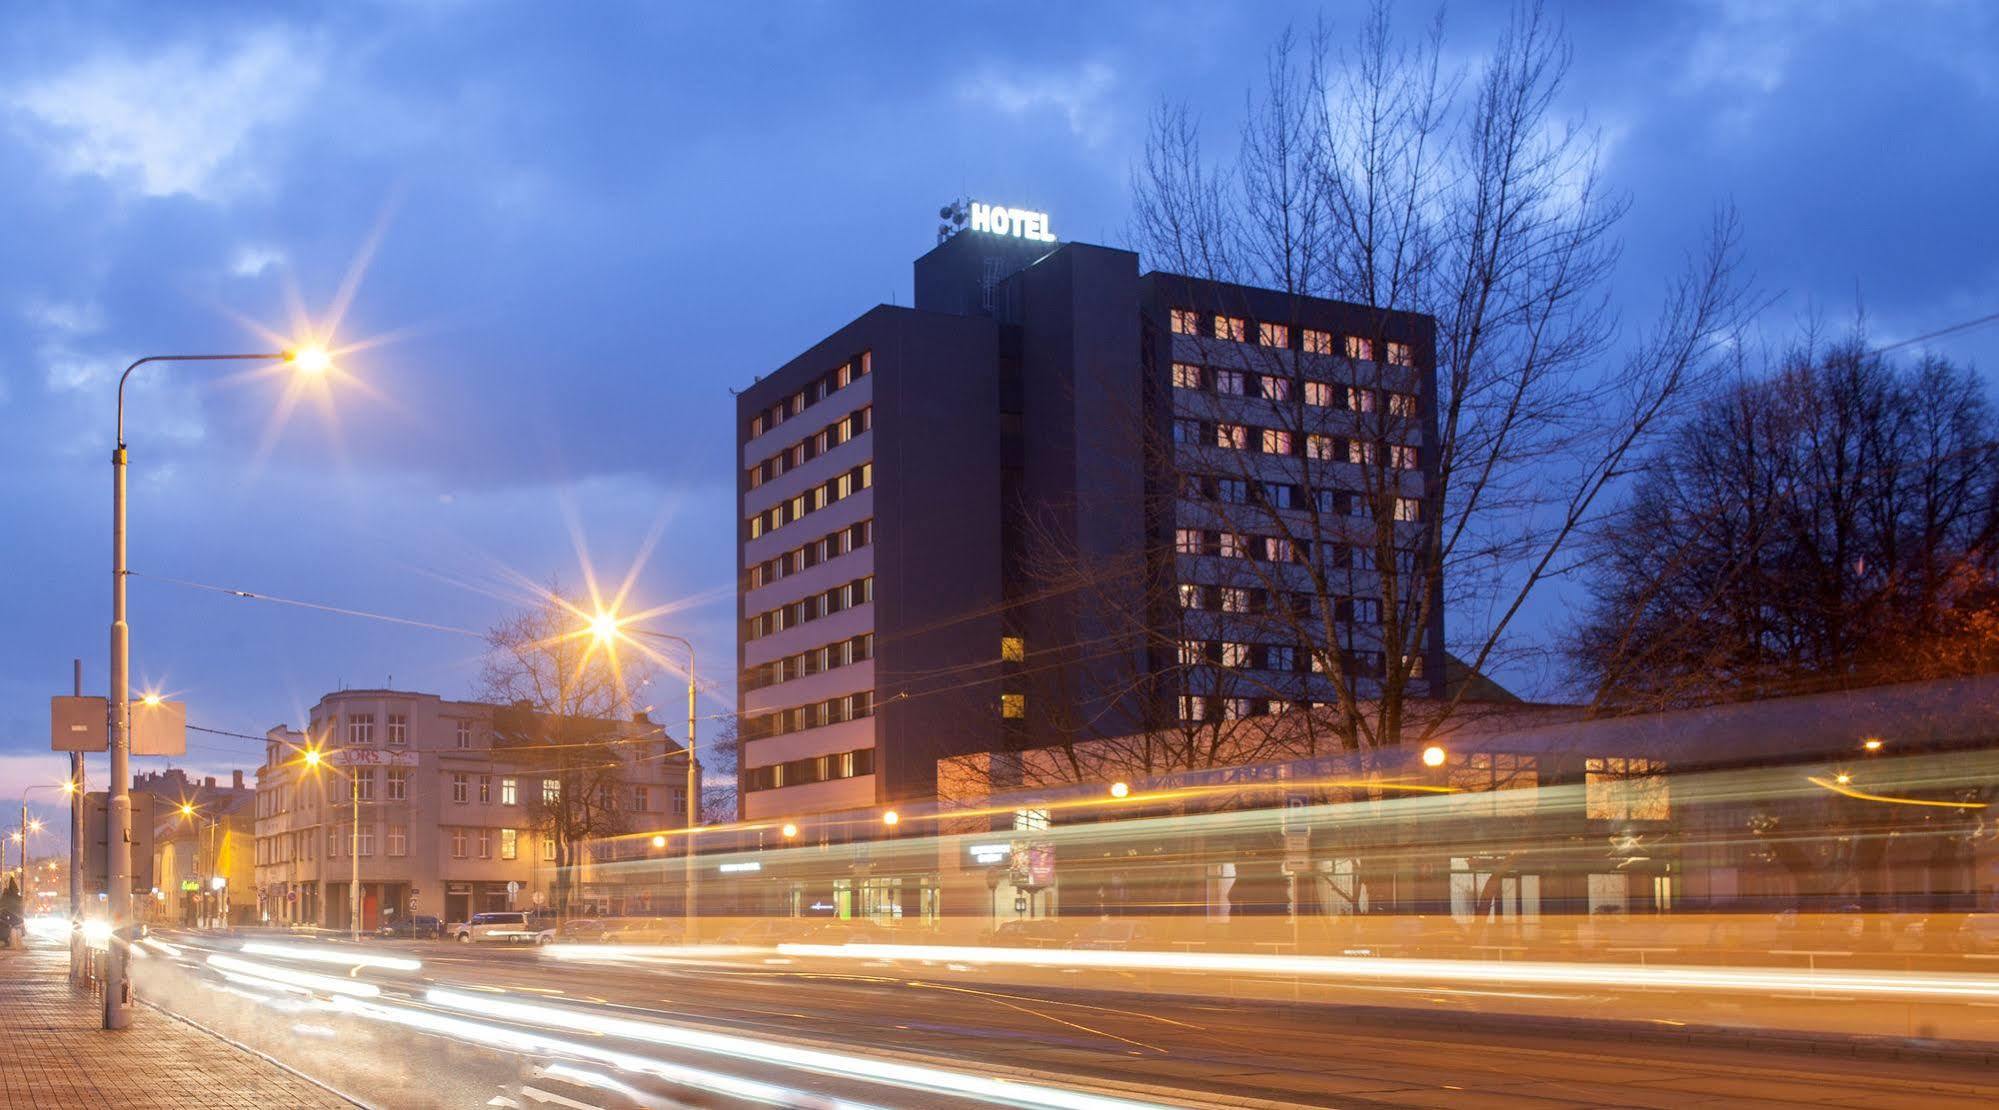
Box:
[70,660,85,981]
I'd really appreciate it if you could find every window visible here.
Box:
[1585,757,1670,821]
[1179,640,1206,667]
[1216,478,1248,503]
[1213,315,1247,342]
[1178,583,1204,609]
[1215,423,1248,450]
[356,769,376,802]
[1303,329,1333,355]
[1387,392,1417,418]
[1261,429,1292,456]
[1001,636,1025,663]
[1213,370,1244,395]
[1348,387,1376,413]
[358,825,374,857]
[1175,528,1204,555]
[1173,418,1201,444]
[451,773,468,804]
[1387,341,1412,366]
[1391,444,1419,470]
[1172,363,1201,389]
[541,836,557,862]
[1179,695,1210,721]
[1220,587,1250,613]
[634,786,649,812]
[479,774,492,804]
[1260,376,1290,402]
[1304,381,1335,408]
[1221,642,1251,668]
[388,825,406,857]
[1395,497,1422,522]
[451,829,467,859]
[1345,336,1374,361]
[1258,322,1289,348]
[455,719,472,748]
[348,715,374,746]
[542,778,561,806]
[1347,597,1383,623]
[478,829,492,859]
[386,768,407,802]
[387,714,408,746]
[1220,533,1249,559]
[1267,645,1297,672]
[501,777,517,806]
[1349,440,1380,466]
[1305,434,1336,461]
[500,828,518,860]
[1000,693,1025,719]
[1171,308,1198,334]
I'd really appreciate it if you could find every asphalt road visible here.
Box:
[142,932,1999,1108]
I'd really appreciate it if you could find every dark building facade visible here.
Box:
[737,216,1442,823]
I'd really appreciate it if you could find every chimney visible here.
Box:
[633,711,652,724]
[233,770,245,791]
[205,776,217,789]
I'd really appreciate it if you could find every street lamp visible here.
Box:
[587,614,700,937]
[1421,745,1447,768]
[106,346,330,1028]
[294,740,365,941]
[19,786,62,912]
[1109,782,1130,799]
[780,823,798,840]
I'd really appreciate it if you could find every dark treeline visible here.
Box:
[1571,330,1999,711]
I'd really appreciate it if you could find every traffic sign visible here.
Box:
[506,880,519,896]
[530,891,544,906]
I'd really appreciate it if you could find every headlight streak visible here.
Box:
[240,941,422,971]
[771,944,1999,1002]
[325,994,884,1110]
[548,944,768,964]
[206,954,381,998]
[424,988,1170,1109]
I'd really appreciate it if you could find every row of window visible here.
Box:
[745,633,875,692]
[1181,475,1420,518]
[747,351,871,440]
[257,824,537,864]
[746,405,872,489]
[748,520,873,591]
[742,690,876,742]
[1174,418,1421,470]
[1175,527,1423,569]
[1173,363,1418,416]
[1179,583,1383,623]
[742,747,877,793]
[746,463,874,540]
[1178,640,1393,678]
[281,716,479,766]
[745,575,874,641]
[1168,309,1415,366]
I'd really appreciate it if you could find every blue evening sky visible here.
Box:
[2,2,1994,820]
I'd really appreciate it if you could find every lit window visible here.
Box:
[1258,322,1289,348]
[1178,695,1209,721]
[1178,583,1204,609]
[1175,528,1204,555]
[501,828,519,860]
[479,775,492,804]
[1213,315,1246,342]
[1220,587,1250,613]
[1387,341,1412,366]
[1262,429,1292,455]
[541,836,557,862]
[1305,434,1336,461]
[1260,376,1290,402]
[1001,636,1025,663]
[1349,440,1380,466]
[501,777,517,806]
[542,778,561,806]
[1171,309,1198,334]
[1215,423,1248,450]
[1000,693,1025,719]
[1172,363,1202,389]
[1221,642,1250,668]
[1220,533,1249,559]
[1345,336,1374,361]
[1391,444,1419,469]
[1179,641,1206,667]
[1585,757,1670,821]
[1388,392,1417,418]
[1302,329,1333,355]
[1349,387,1376,413]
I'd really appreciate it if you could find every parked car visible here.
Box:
[556,917,610,943]
[377,914,444,940]
[452,911,555,945]
[601,916,682,945]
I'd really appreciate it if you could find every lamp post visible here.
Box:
[18,789,57,911]
[107,347,327,1029]
[588,617,698,937]
[298,744,364,940]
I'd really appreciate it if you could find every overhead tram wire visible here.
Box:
[128,571,486,639]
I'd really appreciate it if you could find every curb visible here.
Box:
[142,999,375,1108]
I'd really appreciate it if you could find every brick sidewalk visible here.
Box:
[0,937,352,1109]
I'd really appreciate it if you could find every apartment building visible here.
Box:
[253,689,689,928]
[735,208,1440,826]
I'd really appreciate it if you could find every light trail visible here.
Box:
[771,944,1999,1002]
[240,940,423,971]
[424,988,1171,1109]
[206,954,382,998]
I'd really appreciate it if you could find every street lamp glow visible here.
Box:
[882,810,900,827]
[650,834,667,849]
[210,875,226,891]
[1863,738,1884,751]
[26,819,42,834]
[780,823,799,839]
[1836,772,1853,785]
[1109,782,1130,799]
[303,748,323,768]
[61,780,78,796]
[285,346,333,375]
[140,692,162,707]
[1421,745,1447,768]
[589,611,620,643]
[178,802,196,818]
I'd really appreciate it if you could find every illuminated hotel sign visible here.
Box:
[969,202,1056,243]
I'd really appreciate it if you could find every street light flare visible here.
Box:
[140,692,162,707]
[882,810,899,827]
[650,834,667,849]
[1421,745,1447,768]
[285,345,333,375]
[589,611,621,643]
[780,823,798,839]
[1109,781,1130,799]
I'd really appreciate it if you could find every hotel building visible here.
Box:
[736,215,1441,825]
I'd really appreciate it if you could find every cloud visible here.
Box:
[958,60,1118,146]
[230,244,287,278]
[7,28,322,201]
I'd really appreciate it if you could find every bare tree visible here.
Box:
[482,588,658,915]
[1571,332,1999,709]
[1112,2,1748,755]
